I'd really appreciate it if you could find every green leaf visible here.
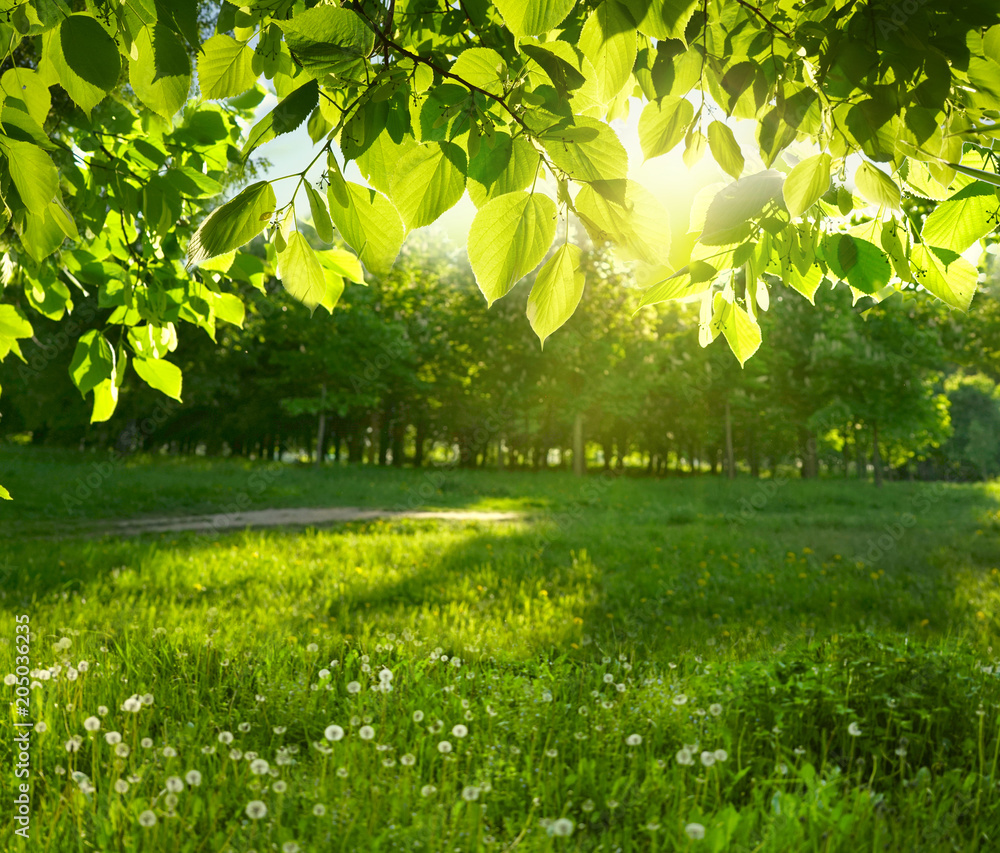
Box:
[389,142,467,231]
[944,161,1000,189]
[468,191,557,305]
[707,121,744,181]
[241,79,319,161]
[921,183,999,254]
[69,330,114,397]
[579,1,637,102]
[575,179,671,265]
[541,116,628,185]
[0,484,10,500]
[328,182,404,276]
[197,34,256,100]
[492,0,575,36]
[468,133,539,207]
[855,161,901,209]
[0,303,33,362]
[278,231,326,311]
[1,139,58,215]
[60,14,120,90]
[129,24,191,120]
[40,24,109,115]
[782,153,831,219]
[90,378,118,423]
[187,181,276,267]
[638,96,694,160]
[714,293,761,367]
[637,265,712,307]
[318,248,365,284]
[622,0,699,42]
[305,182,333,244]
[527,243,585,346]
[133,356,183,401]
[211,292,245,327]
[451,48,507,96]
[911,244,978,310]
[701,171,784,245]
[822,234,890,295]
[1,68,51,127]
[277,6,373,77]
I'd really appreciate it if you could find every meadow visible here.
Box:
[3,448,1000,851]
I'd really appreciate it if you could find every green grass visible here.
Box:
[3,449,1000,850]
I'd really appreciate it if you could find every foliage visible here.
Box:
[0,0,998,466]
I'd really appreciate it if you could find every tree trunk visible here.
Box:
[315,383,327,467]
[572,412,585,477]
[872,421,883,488]
[414,419,427,468]
[725,401,735,480]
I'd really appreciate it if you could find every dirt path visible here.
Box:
[97,506,526,537]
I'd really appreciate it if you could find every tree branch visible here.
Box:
[734,0,793,39]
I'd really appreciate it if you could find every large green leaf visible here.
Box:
[0,303,33,361]
[714,293,762,367]
[389,142,467,231]
[493,0,575,36]
[921,183,999,255]
[1,68,51,127]
[468,134,539,207]
[911,244,978,310]
[241,80,319,161]
[305,182,333,244]
[1,139,58,215]
[638,96,694,160]
[69,330,114,397]
[575,179,671,265]
[527,243,585,346]
[60,14,120,90]
[782,153,831,219]
[541,117,628,185]
[622,0,699,41]
[701,171,784,244]
[278,6,373,77]
[468,191,557,305]
[855,161,901,209]
[197,34,256,100]
[186,181,276,267]
[40,24,110,115]
[707,121,744,181]
[89,378,119,424]
[278,232,326,311]
[451,48,507,95]
[579,1,637,102]
[822,234,890,295]
[133,356,183,401]
[129,24,191,119]
[328,182,404,276]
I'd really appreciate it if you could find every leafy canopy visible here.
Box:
[0,0,1000,478]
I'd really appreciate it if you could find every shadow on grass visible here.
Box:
[5,477,1000,663]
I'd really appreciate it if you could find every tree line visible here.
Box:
[4,233,1000,484]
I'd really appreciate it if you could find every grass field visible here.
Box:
[3,448,1000,851]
